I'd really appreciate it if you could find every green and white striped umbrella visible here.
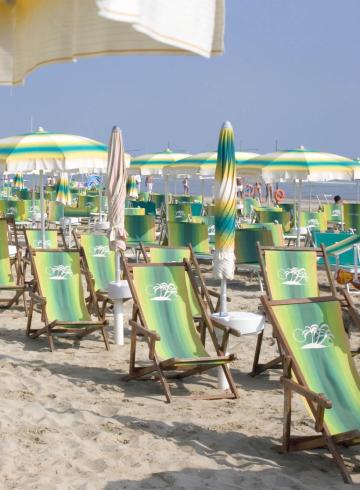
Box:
[56,172,72,205]
[13,173,24,189]
[252,146,355,183]
[213,122,237,284]
[163,151,259,177]
[0,128,108,173]
[129,148,191,175]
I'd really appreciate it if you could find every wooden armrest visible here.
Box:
[281,377,332,409]
[129,319,160,341]
[29,292,46,304]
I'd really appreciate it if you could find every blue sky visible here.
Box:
[0,0,359,157]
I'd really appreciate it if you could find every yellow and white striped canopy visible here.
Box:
[0,128,108,174]
[129,149,191,175]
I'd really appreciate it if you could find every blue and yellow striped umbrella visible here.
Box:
[213,122,237,285]
[0,128,108,173]
[56,172,72,205]
[13,173,24,189]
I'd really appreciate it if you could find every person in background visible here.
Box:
[334,195,342,204]
[236,177,243,200]
[135,175,141,194]
[145,175,154,196]
[265,183,273,203]
[183,177,190,195]
[253,182,262,202]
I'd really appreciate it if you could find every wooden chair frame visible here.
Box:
[123,259,239,403]
[26,247,109,351]
[251,244,360,376]
[262,294,360,484]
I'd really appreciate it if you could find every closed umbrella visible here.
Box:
[107,127,130,346]
[0,0,224,85]
[13,173,24,189]
[213,122,237,316]
[55,172,72,205]
[126,176,139,199]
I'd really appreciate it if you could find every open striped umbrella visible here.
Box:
[213,122,237,316]
[129,149,191,175]
[56,173,72,205]
[163,151,259,177]
[13,173,24,189]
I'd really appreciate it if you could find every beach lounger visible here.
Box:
[125,215,158,251]
[123,260,238,402]
[252,245,360,376]
[321,203,343,224]
[343,203,360,232]
[167,203,192,222]
[0,218,27,313]
[167,221,212,261]
[26,248,109,351]
[255,209,291,233]
[262,295,360,483]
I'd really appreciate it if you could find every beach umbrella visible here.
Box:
[253,146,355,245]
[0,127,108,246]
[129,149,191,176]
[13,173,24,189]
[55,172,72,205]
[213,122,237,316]
[107,127,130,346]
[126,176,139,199]
[0,1,224,85]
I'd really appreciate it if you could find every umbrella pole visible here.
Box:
[40,170,45,247]
[164,175,169,220]
[296,179,302,247]
[32,175,36,227]
[112,250,124,346]
[99,185,102,223]
[201,178,205,205]
[220,278,228,317]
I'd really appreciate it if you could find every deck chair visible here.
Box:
[167,221,211,260]
[0,218,27,313]
[125,215,158,251]
[325,234,360,272]
[262,295,360,484]
[139,244,231,320]
[239,223,285,246]
[300,211,327,232]
[255,209,291,233]
[321,203,343,224]
[123,260,238,402]
[343,203,360,232]
[167,203,192,222]
[26,248,109,351]
[125,207,145,216]
[252,244,360,376]
[74,232,116,315]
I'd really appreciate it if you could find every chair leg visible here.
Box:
[26,301,34,336]
[326,435,353,484]
[101,327,110,351]
[129,327,137,377]
[250,330,264,376]
[220,364,238,399]
[47,326,55,352]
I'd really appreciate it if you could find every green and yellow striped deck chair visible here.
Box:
[131,200,156,216]
[252,245,360,377]
[48,202,65,222]
[255,209,291,233]
[125,215,157,248]
[239,223,285,246]
[151,193,165,211]
[22,200,41,220]
[64,206,91,218]
[322,203,343,224]
[168,221,211,257]
[167,203,192,222]
[263,295,360,483]
[27,249,109,351]
[343,203,360,231]
[325,233,360,271]
[0,218,26,313]
[124,261,238,402]
[24,229,65,250]
[235,228,274,265]
[125,207,145,216]
[0,200,25,221]
[78,194,100,212]
[300,211,327,232]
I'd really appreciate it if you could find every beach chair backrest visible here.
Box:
[322,204,342,223]
[263,249,319,299]
[78,194,100,212]
[0,200,25,221]
[269,299,360,436]
[132,264,208,361]
[243,198,258,216]
[256,209,291,233]
[312,231,353,266]
[151,193,165,210]
[235,229,273,264]
[168,221,210,254]
[125,215,156,243]
[22,199,41,220]
[64,206,91,218]
[168,203,192,222]
[25,229,59,249]
[79,234,115,292]
[191,202,203,216]
[148,246,191,263]
[300,211,327,232]
[343,203,360,231]
[48,201,65,222]
[131,201,156,216]
[240,223,285,246]
[32,250,91,323]
[325,234,360,268]
[125,207,145,216]
[0,219,14,285]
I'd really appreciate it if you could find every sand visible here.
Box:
[0,268,360,489]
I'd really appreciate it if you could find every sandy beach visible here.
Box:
[0,266,359,490]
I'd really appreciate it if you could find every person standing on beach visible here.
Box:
[265,183,273,203]
[145,175,154,197]
[334,195,342,204]
[253,182,262,202]
[135,175,141,194]
[236,177,243,200]
[183,177,190,195]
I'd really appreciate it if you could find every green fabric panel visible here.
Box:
[264,250,319,299]
[325,234,360,267]
[78,195,100,212]
[125,215,156,244]
[243,198,259,216]
[0,220,14,285]
[168,203,192,222]
[133,265,209,361]
[125,207,145,216]
[26,230,58,249]
[151,193,165,209]
[300,211,327,232]
[0,200,25,220]
[64,206,91,217]
[235,229,273,264]
[22,199,41,219]
[256,209,291,233]
[48,202,65,221]
[343,203,360,231]
[322,204,342,223]
[191,203,203,216]
[80,234,115,292]
[272,301,360,436]
[240,223,284,246]
[313,232,354,266]
[131,201,156,215]
[168,222,210,254]
[33,251,91,324]
[148,247,200,316]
